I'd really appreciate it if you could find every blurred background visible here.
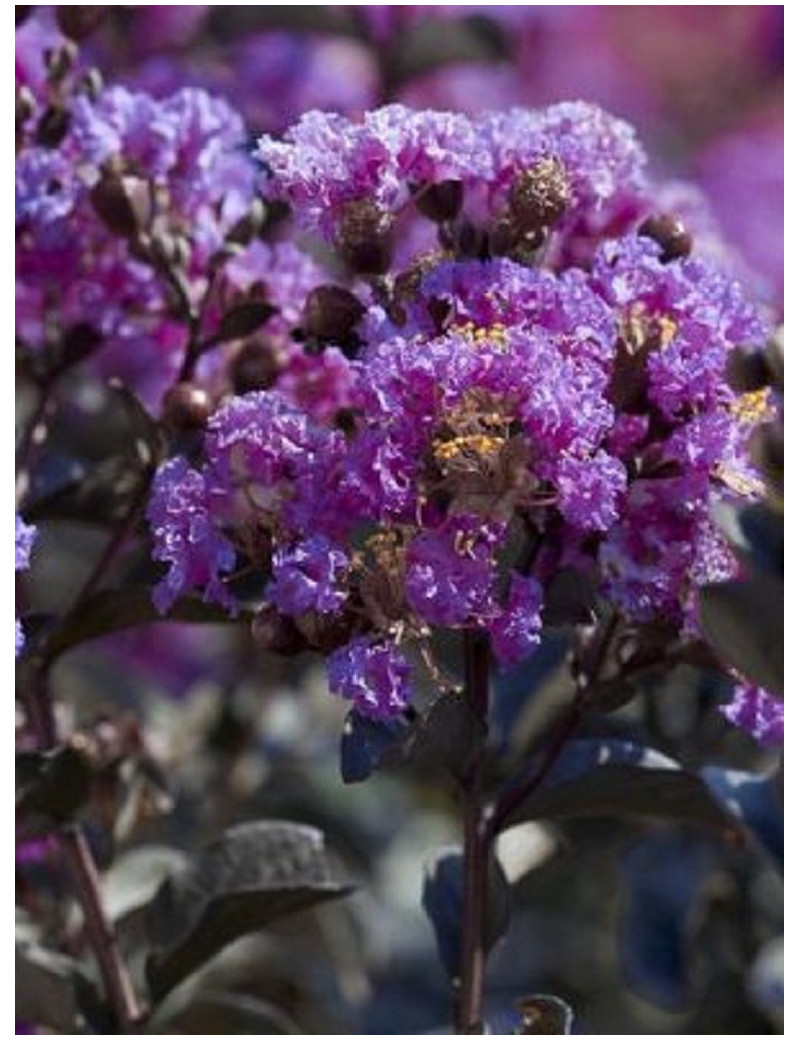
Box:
[17,7,783,1034]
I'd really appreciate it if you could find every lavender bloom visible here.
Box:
[487,573,544,668]
[147,458,236,614]
[720,683,783,748]
[268,536,349,617]
[15,514,36,656]
[405,523,496,627]
[327,638,413,720]
[554,451,627,533]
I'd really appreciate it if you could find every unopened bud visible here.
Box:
[90,173,153,237]
[44,42,78,82]
[56,6,107,41]
[162,382,213,431]
[336,200,393,275]
[638,213,693,262]
[230,338,287,394]
[35,105,70,148]
[415,179,464,223]
[749,422,783,495]
[303,285,365,342]
[226,198,267,247]
[509,157,571,231]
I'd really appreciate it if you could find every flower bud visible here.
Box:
[35,105,70,149]
[509,157,571,231]
[336,200,393,275]
[56,6,107,41]
[303,285,365,342]
[414,179,464,223]
[90,173,153,238]
[230,338,287,394]
[162,382,213,431]
[638,213,693,262]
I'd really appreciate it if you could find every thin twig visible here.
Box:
[487,612,620,837]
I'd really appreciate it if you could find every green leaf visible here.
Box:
[141,821,352,1001]
[699,574,783,696]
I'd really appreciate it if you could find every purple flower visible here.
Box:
[147,458,237,614]
[719,683,783,748]
[15,514,36,656]
[405,522,496,627]
[268,536,349,617]
[327,637,413,720]
[15,514,35,572]
[554,451,627,532]
[487,573,543,668]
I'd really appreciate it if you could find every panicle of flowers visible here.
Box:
[147,101,771,723]
[15,20,331,412]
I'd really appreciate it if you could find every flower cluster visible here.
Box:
[15,25,327,411]
[148,102,770,723]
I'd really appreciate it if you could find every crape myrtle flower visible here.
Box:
[15,32,330,412]
[149,102,770,720]
[15,514,36,656]
[720,682,783,748]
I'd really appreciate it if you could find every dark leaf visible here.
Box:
[107,379,166,470]
[24,454,143,527]
[383,693,486,784]
[515,994,575,1034]
[502,739,740,836]
[699,574,783,696]
[217,302,276,343]
[15,942,97,1033]
[619,832,712,1010]
[702,766,783,869]
[340,710,407,784]
[589,677,640,713]
[142,821,351,1000]
[16,745,93,824]
[33,587,242,665]
[712,502,783,579]
[60,322,103,368]
[422,847,511,979]
[149,990,299,1034]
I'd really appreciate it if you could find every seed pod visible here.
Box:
[336,200,393,275]
[415,179,464,223]
[638,213,693,262]
[303,285,365,341]
[230,338,287,394]
[56,6,107,41]
[509,157,571,231]
[90,173,153,237]
[35,105,70,148]
[162,382,213,431]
